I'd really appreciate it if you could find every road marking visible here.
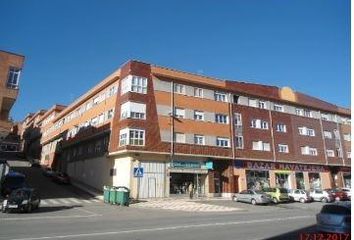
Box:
[47,199,60,205]
[0,214,102,222]
[67,198,81,204]
[81,199,91,204]
[57,199,70,204]
[90,198,100,202]
[6,215,313,240]
[40,200,48,205]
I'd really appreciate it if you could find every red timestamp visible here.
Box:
[299,233,351,240]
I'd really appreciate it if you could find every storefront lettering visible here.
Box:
[240,160,327,173]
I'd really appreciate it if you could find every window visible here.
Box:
[295,108,303,116]
[119,128,145,146]
[275,123,287,132]
[120,102,146,120]
[86,101,93,111]
[234,113,242,127]
[95,140,102,153]
[174,133,185,143]
[303,109,312,118]
[107,109,114,120]
[91,117,98,126]
[216,137,230,147]
[194,135,205,145]
[336,148,342,157]
[251,119,268,129]
[249,99,257,108]
[347,152,351,159]
[107,85,118,97]
[326,150,335,157]
[273,104,284,112]
[252,141,270,151]
[215,114,229,124]
[194,111,204,121]
[323,131,332,139]
[343,134,351,141]
[259,101,267,109]
[174,83,185,94]
[121,75,148,95]
[214,91,227,102]
[98,113,104,124]
[298,127,315,136]
[333,129,340,139]
[301,146,318,156]
[174,108,185,118]
[321,113,330,121]
[278,144,289,153]
[7,67,21,89]
[235,136,244,149]
[194,87,203,97]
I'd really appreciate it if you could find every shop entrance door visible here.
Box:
[275,173,290,189]
[170,173,206,197]
[233,176,239,193]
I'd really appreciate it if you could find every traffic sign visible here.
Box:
[133,167,144,177]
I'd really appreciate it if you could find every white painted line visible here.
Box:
[7,215,313,240]
[68,198,81,204]
[0,214,102,222]
[40,200,48,205]
[57,199,70,204]
[90,199,100,202]
[81,199,91,204]
[47,199,60,205]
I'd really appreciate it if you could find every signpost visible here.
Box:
[133,167,144,178]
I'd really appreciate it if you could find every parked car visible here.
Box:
[31,162,41,168]
[316,202,351,233]
[341,188,351,199]
[52,172,70,184]
[42,167,55,177]
[232,190,272,205]
[2,188,40,213]
[325,189,350,201]
[262,187,290,203]
[288,189,312,203]
[1,172,27,197]
[309,189,334,203]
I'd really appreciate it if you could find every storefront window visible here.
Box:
[246,170,270,190]
[309,173,321,189]
[343,173,351,188]
[295,172,305,189]
[275,173,290,189]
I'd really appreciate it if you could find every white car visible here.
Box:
[288,189,312,203]
[310,189,334,203]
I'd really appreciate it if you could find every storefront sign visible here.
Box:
[235,160,329,173]
[172,161,201,169]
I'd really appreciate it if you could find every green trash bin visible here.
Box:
[109,187,118,204]
[116,186,130,206]
[103,186,111,203]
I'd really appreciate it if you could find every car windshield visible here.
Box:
[254,191,264,194]
[321,205,351,215]
[279,188,288,193]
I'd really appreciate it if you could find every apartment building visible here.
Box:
[37,60,351,199]
[0,50,24,139]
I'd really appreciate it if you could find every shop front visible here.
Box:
[169,161,211,198]
[234,160,330,192]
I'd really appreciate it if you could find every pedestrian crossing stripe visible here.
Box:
[39,198,101,206]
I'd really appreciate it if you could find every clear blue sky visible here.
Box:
[0,0,350,121]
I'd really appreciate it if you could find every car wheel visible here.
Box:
[299,198,305,203]
[233,196,238,202]
[272,198,278,204]
[26,204,32,213]
[321,197,328,203]
[251,199,257,205]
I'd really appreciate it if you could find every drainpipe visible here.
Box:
[318,111,328,165]
[268,109,276,162]
[170,81,175,167]
[335,119,345,166]
[228,93,235,193]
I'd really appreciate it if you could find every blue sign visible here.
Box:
[133,167,144,177]
[205,161,213,170]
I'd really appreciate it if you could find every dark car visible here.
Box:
[1,172,26,197]
[316,202,351,233]
[52,172,70,184]
[326,189,350,201]
[2,188,40,213]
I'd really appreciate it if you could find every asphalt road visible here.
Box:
[0,160,344,240]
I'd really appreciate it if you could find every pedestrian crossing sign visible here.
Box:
[133,167,144,177]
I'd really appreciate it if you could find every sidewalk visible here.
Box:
[70,179,104,201]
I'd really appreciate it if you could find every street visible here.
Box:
[0,160,333,240]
